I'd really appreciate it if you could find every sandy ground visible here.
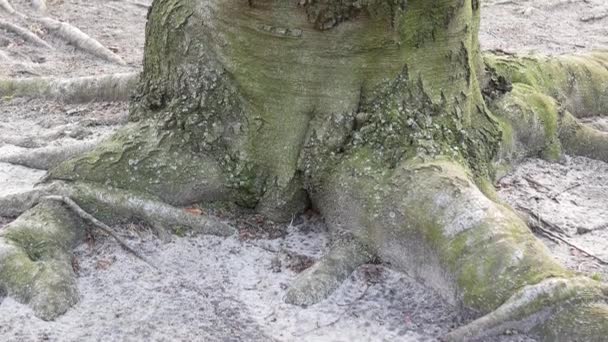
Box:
[1,1,607,341]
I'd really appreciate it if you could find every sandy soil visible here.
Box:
[1,1,607,341]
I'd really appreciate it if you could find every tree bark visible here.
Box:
[1,0,607,339]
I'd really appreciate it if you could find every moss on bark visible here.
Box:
[1,0,605,337]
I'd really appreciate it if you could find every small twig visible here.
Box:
[45,195,160,271]
[516,206,569,236]
[518,206,608,265]
[578,222,608,235]
[548,183,581,203]
[522,176,551,193]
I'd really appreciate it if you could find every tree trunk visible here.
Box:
[2,0,608,340]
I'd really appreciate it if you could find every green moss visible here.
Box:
[559,111,608,163]
[48,123,230,206]
[0,201,80,320]
[489,83,564,164]
[534,301,608,342]
[0,249,38,301]
[2,201,81,260]
[485,52,608,118]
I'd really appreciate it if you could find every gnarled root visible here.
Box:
[0,72,139,103]
[58,181,235,238]
[0,178,234,319]
[485,51,608,119]
[47,122,230,206]
[489,82,608,165]
[285,237,374,306]
[292,152,606,340]
[0,181,235,237]
[0,200,83,320]
[559,112,608,162]
[443,277,607,341]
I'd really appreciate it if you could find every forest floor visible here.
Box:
[1,0,607,341]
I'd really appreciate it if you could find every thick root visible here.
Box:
[443,277,607,341]
[285,237,373,306]
[485,51,608,118]
[559,112,608,163]
[0,19,53,49]
[490,83,562,175]
[48,122,230,206]
[310,152,608,339]
[0,200,84,320]
[0,142,97,170]
[0,177,233,319]
[37,17,126,65]
[2,181,235,237]
[0,72,139,103]
[490,82,608,166]
[0,189,46,217]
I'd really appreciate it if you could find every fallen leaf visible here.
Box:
[184,207,203,215]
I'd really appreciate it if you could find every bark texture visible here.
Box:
[1,0,607,339]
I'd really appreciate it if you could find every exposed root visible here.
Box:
[0,189,46,217]
[0,0,24,18]
[0,200,84,320]
[490,81,608,166]
[0,19,53,49]
[285,237,374,306]
[0,72,139,103]
[0,141,97,170]
[559,112,608,163]
[310,155,608,340]
[0,175,235,319]
[45,195,159,271]
[52,181,236,238]
[0,124,92,149]
[485,51,608,119]
[37,17,126,65]
[47,122,230,206]
[443,277,606,341]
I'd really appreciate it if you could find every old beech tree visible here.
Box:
[1,0,608,340]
